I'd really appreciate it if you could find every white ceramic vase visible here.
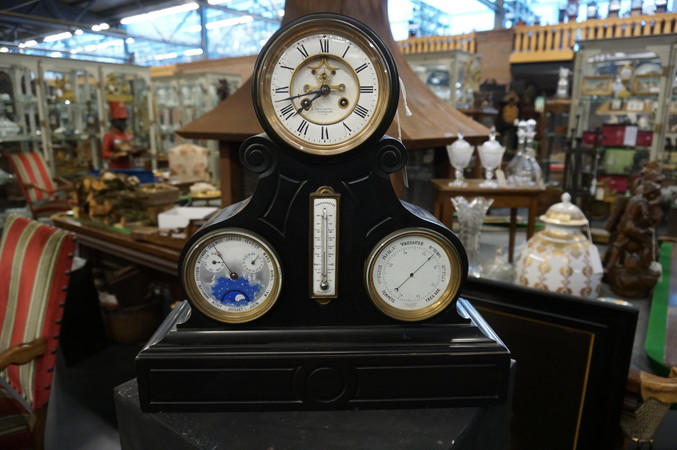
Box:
[514,193,602,298]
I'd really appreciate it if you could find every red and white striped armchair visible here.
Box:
[0,214,75,449]
[8,153,74,219]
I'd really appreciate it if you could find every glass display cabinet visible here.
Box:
[40,66,99,176]
[663,48,677,182]
[152,71,241,181]
[0,59,41,153]
[669,67,677,142]
[0,54,158,182]
[154,76,182,159]
[178,72,240,129]
[539,98,571,188]
[0,59,41,204]
[404,50,481,110]
[569,36,673,196]
[100,67,156,170]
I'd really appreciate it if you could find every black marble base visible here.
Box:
[116,368,514,450]
[135,299,511,412]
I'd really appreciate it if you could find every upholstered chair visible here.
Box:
[0,214,76,449]
[8,153,74,219]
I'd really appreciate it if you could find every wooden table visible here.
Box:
[430,179,545,262]
[52,214,181,276]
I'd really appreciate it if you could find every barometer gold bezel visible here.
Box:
[364,228,463,322]
[182,228,283,324]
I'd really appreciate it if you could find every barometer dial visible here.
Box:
[365,228,463,321]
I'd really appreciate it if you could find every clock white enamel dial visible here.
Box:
[182,229,282,324]
[365,228,464,322]
[253,14,398,155]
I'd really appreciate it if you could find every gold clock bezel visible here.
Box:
[182,228,283,324]
[254,16,395,155]
[364,228,463,322]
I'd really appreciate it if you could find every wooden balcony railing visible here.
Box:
[396,33,476,54]
[397,13,677,63]
[512,13,677,63]
[511,22,577,63]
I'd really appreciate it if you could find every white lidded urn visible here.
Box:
[446,131,474,187]
[514,193,603,298]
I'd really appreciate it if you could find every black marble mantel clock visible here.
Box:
[136,13,510,412]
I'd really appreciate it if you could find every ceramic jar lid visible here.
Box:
[539,192,589,226]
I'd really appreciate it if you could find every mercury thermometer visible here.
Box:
[310,186,340,302]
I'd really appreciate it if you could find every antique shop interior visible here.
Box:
[1,0,677,449]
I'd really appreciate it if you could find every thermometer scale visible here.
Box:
[310,186,340,301]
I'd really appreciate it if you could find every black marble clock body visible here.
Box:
[136,135,511,412]
[181,134,467,328]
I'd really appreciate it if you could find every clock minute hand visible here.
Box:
[275,87,323,103]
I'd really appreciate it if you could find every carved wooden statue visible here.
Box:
[605,161,665,236]
[604,163,664,298]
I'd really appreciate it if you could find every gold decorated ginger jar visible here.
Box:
[514,193,602,298]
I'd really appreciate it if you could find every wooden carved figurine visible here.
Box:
[605,161,665,236]
[604,168,663,298]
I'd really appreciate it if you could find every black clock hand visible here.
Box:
[247,253,261,268]
[213,246,238,280]
[394,254,434,292]
[296,84,332,113]
[297,90,322,113]
[275,87,323,103]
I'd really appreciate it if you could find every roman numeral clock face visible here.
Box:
[253,14,398,155]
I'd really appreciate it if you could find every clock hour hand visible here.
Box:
[295,85,331,113]
[297,90,322,113]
